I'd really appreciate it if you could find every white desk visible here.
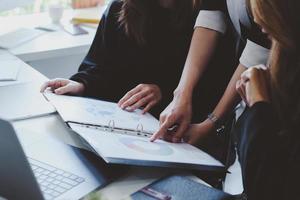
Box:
[0,8,102,79]
[0,8,100,62]
[0,50,47,86]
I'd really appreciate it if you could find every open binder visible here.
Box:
[44,93,224,171]
[43,92,159,135]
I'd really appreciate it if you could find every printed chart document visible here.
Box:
[44,93,224,171]
[0,82,56,120]
[44,92,159,134]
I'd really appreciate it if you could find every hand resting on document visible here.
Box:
[40,78,85,96]
[118,84,162,114]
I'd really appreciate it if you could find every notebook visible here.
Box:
[130,175,234,200]
[44,93,224,171]
[0,58,21,81]
[0,83,56,120]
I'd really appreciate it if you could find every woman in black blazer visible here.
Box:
[234,0,300,199]
[41,0,236,121]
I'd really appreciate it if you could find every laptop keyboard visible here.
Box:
[28,158,85,200]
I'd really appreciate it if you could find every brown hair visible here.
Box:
[250,0,300,128]
[118,0,201,45]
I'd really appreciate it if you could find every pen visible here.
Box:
[141,187,172,200]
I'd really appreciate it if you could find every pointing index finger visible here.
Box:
[150,118,176,142]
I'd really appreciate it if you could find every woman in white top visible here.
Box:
[151,0,271,144]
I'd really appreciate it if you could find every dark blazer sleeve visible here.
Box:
[70,0,126,101]
[235,102,292,200]
[201,0,227,12]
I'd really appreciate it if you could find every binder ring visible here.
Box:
[108,120,115,131]
[136,123,144,133]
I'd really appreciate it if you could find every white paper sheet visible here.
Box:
[44,93,159,134]
[69,123,224,170]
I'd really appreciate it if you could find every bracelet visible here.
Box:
[207,113,219,125]
[207,113,225,134]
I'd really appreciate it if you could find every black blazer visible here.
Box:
[71,0,236,119]
[234,102,300,200]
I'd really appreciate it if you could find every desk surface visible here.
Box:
[0,50,47,86]
[0,7,103,62]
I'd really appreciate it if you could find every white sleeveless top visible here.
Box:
[194,0,270,68]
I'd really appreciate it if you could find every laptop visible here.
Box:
[0,119,125,200]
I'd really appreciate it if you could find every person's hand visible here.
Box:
[72,0,104,9]
[183,120,215,145]
[40,78,85,95]
[118,84,162,114]
[150,97,192,143]
[236,65,271,107]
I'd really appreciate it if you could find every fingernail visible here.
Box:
[125,106,132,111]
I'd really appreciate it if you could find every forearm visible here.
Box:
[212,64,247,119]
[175,27,221,100]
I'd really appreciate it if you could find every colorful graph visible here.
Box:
[84,101,116,117]
[84,102,144,123]
[119,137,174,156]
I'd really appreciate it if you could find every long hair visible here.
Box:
[250,0,300,129]
[118,0,201,45]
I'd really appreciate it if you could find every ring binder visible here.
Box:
[108,120,115,132]
[68,121,153,139]
[45,93,225,172]
[136,123,144,133]
[44,93,160,139]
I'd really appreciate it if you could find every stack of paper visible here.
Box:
[0,58,21,81]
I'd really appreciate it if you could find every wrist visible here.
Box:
[173,87,193,102]
[250,95,270,107]
[203,118,215,130]
[206,113,226,134]
[77,82,86,95]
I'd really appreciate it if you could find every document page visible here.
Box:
[44,93,159,133]
[69,123,224,170]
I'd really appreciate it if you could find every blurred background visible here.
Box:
[0,0,108,16]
